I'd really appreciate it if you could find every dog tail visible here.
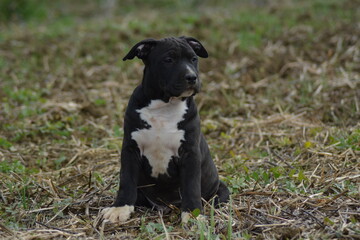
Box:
[214,180,230,207]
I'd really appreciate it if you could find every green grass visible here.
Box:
[0,0,47,22]
[0,0,359,239]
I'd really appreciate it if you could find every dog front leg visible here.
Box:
[101,147,139,223]
[180,150,202,223]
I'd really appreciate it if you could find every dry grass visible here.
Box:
[0,0,359,239]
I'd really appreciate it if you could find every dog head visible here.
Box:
[123,36,208,101]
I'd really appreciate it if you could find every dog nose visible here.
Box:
[185,74,197,85]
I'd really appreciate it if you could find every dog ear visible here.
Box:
[181,36,208,58]
[123,39,158,61]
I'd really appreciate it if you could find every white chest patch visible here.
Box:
[131,99,188,178]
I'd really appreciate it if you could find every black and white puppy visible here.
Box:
[101,36,229,223]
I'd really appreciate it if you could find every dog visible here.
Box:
[101,36,229,223]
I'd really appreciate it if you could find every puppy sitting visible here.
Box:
[102,36,229,223]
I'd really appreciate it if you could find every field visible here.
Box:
[0,0,359,239]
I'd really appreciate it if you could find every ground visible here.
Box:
[0,0,359,239]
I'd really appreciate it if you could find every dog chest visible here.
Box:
[131,99,188,178]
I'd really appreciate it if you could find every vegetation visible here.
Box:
[0,0,359,239]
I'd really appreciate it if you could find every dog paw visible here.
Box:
[181,212,207,224]
[101,205,134,223]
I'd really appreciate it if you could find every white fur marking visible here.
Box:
[137,44,144,51]
[181,212,191,223]
[101,205,134,223]
[181,212,206,223]
[186,65,196,75]
[132,99,187,177]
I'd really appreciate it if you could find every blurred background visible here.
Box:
[0,0,359,239]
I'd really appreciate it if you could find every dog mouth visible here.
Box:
[174,87,199,98]
[179,89,195,97]
[166,85,199,99]
[169,89,195,102]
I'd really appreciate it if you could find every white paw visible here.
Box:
[101,205,134,223]
[181,212,207,224]
[181,212,191,224]
[197,214,207,222]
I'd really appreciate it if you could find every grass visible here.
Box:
[0,0,359,239]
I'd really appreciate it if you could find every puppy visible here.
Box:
[102,36,229,223]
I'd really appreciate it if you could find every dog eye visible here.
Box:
[163,57,174,63]
[191,57,198,62]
